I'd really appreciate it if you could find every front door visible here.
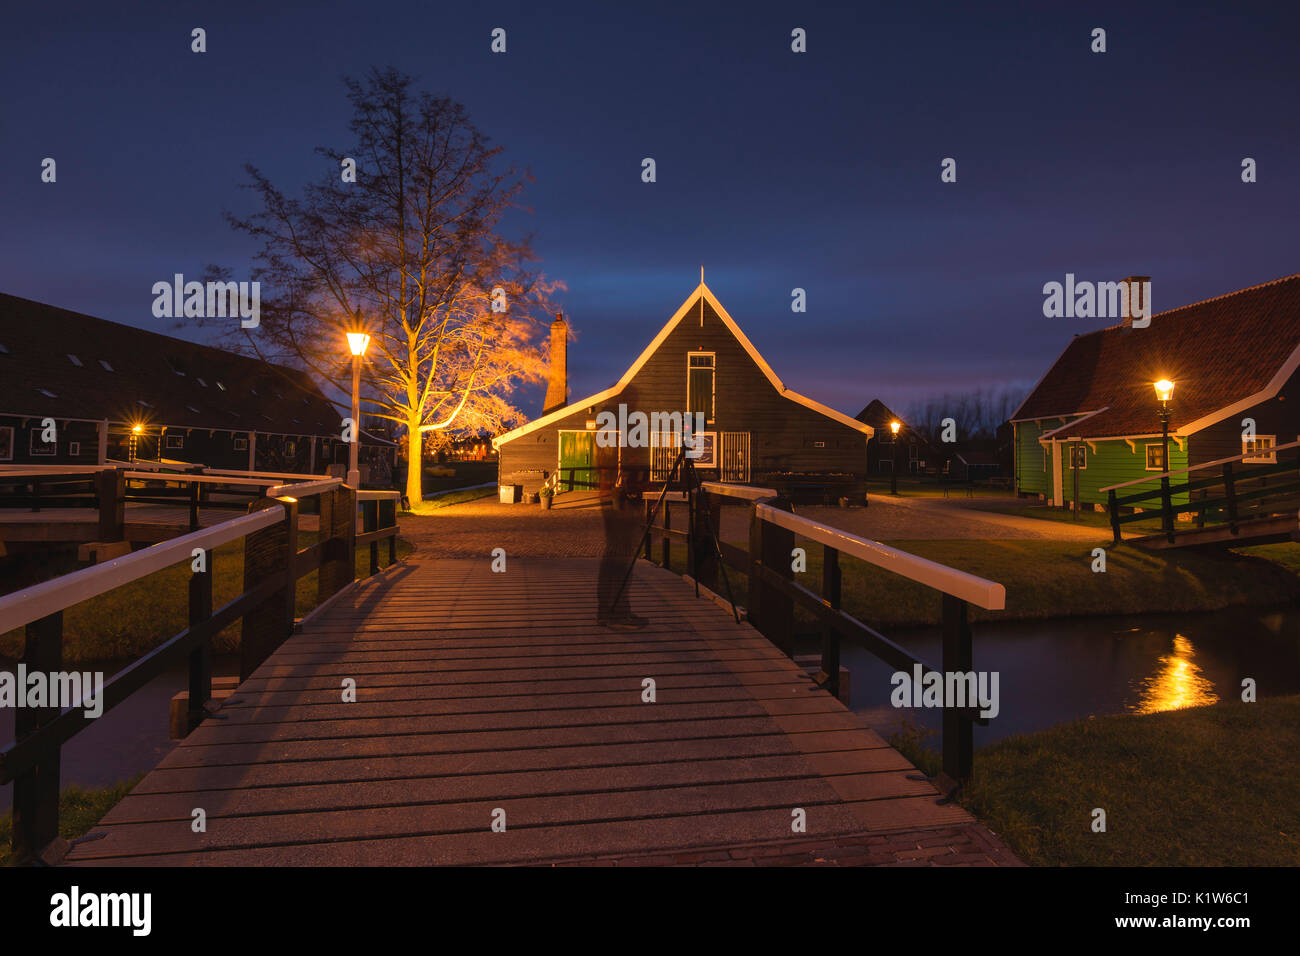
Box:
[558,430,596,491]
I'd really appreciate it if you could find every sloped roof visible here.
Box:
[1011,273,1300,439]
[494,283,873,447]
[0,293,341,435]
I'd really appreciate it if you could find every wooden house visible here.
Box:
[493,283,874,500]
[1011,273,1300,507]
[0,293,390,476]
[855,399,926,476]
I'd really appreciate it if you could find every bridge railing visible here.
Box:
[0,477,401,864]
[1102,440,1300,544]
[642,481,1005,795]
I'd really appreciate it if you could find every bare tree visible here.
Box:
[906,386,1024,444]
[210,66,559,504]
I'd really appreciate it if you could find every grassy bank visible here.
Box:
[1,775,143,866]
[403,483,496,516]
[673,537,1300,628]
[891,696,1300,866]
[0,535,413,664]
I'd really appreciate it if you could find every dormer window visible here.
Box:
[37,388,57,398]
[68,354,82,366]
[99,359,114,371]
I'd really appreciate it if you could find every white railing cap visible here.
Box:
[700,482,780,501]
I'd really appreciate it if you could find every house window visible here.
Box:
[233,437,248,451]
[285,440,297,457]
[68,354,82,366]
[1041,445,1048,471]
[813,440,825,448]
[687,352,715,423]
[166,434,185,450]
[99,359,113,371]
[1145,444,1165,471]
[1243,435,1276,463]
[1068,445,1087,469]
[30,429,56,456]
[69,441,81,457]
[0,426,13,460]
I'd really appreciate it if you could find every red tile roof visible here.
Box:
[1012,273,1300,438]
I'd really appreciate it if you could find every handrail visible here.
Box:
[1099,438,1300,492]
[202,468,335,482]
[357,489,402,501]
[0,506,285,634]
[699,481,778,501]
[267,477,343,498]
[753,502,1005,610]
[124,471,280,487]
[0,466,107,476]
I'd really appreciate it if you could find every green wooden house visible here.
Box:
[1011,273,1300,509]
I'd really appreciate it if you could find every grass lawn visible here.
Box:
[0,775,143,866]
[0,534,414,664]
[892,696,1300,866]
[402,484,496,516]
[667,536,1300,628]
[864,480,1012,500]
[980,501,1168,536]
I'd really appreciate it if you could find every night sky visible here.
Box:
[3,0,1298,419]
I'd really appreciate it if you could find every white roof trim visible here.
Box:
[1038,408,1109,441]
[494,282,873,448]
[1176,341,1300,435]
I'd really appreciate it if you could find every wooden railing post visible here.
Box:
[1223,462,1239,534]
[662,500,671,570]
[1160,475,1174,542]
[1107,489,1121,544]
[11,611,63,863]
[692,487,721,594]
[187,549,213,732]
[363,498,379,575]
[381,497,396,566]
[941,594,974,788]
[643,500,652,561]
[820,545,842,698]
[318,485,355,604]
[239,499,295,681]
[188,480,201,532]
[753,499,795,656]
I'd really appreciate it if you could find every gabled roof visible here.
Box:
[494,283,873,447]
[1011,273,1300,439]
[0,293,341,435]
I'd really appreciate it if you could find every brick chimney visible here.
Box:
[1121,275,1151,329]
[543,313,568,414]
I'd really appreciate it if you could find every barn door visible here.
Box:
[558,431,595,491]
[721,431,750,483]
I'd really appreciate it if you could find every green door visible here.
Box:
[558,431,595,491]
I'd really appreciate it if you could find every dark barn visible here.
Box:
[0,293,388,477]
[494,283,874,501]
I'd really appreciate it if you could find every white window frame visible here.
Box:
[233,437,248,452]
[166,434,185,450]
[1243,434,1276,464]
[0,425,13,461]
[1144,443,1165,471]
[686,351,716,426]
[69,441,81,457]
[1068,444,1087,470]
[30,429,56,456]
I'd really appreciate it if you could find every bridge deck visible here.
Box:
[65,556,975,866]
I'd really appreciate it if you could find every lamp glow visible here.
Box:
[889,420,901,436]
[1154,379,1175,403]
[346,332,371,356]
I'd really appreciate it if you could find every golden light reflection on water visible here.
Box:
[1131,635,1219,714]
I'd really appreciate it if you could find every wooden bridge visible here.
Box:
[1,476,1010,867]
[1105,440,1300,549]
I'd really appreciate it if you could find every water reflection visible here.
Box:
[1130,634,1219,714]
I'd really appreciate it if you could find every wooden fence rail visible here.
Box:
[643,481,1005,797]
[0,478,401,865]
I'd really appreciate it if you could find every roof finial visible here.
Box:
[700,264,704,284]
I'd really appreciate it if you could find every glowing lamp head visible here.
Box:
[1154,379,1175,403]
[889,420,901,436]
[131,424,143,434]
[346,332,371,357]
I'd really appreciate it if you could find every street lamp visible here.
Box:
[1154,379,1176,538]
[889,420,901,495]
[128,424,143,463]
[346,332,371,488]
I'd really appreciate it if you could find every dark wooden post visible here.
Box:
[1107,489,1121,544]
[239,499,295,681]
[1223,462,1239,534]
[940,594,974,788]
[381,497,397,565]
[188,480,201,532]
[643,500,652,561]
[363,498,379,575]
[820,546,842,699]
[96,468,124,541]
[30,477,41,512]
[1160,475,1174,542]
[685,484,696,580]
[187,549,213,732]
[317,485,356,604]
[692,487,721,593]
[754,498,795,656]
[11,611,63,863]
[661,500,671,570]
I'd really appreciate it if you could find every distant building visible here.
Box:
[855,399,927,475]
[494,283,874,498]
[1011,273,1300,507]
[0,293,390,476]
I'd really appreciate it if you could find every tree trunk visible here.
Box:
[406,421,423,507]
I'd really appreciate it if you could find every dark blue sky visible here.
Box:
[3,0,1298,418]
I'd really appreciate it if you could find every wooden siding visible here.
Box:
[499,297,867,493]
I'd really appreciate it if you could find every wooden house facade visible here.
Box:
[494,283,873,499]
[0,293,391,477]
[1012,273,1300,507]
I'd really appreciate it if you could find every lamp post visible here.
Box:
[1154,379,1176,537]
[889,420,901,495]
[346,332,371,488]
[128,424,143,463]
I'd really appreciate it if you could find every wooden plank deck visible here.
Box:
[64,556,973,866]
